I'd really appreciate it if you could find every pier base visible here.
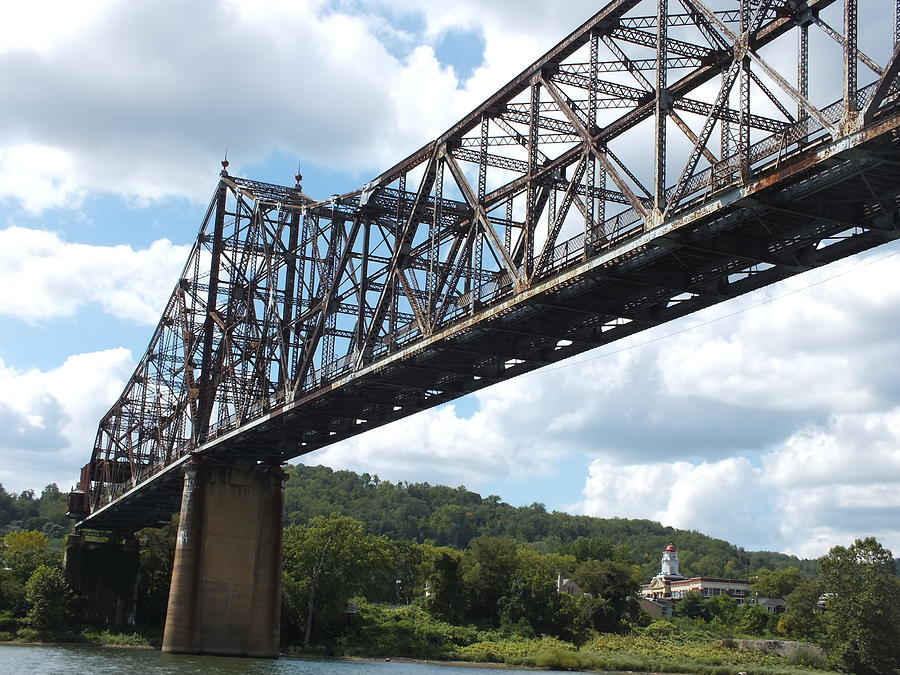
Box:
[162,461,284,657]
[64,532,139,626]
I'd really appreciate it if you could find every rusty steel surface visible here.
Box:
[75,0,900,531]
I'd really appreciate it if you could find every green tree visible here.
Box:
[135,521,176,625]
[498,548,575,637]
[819,537,900,675]
[1,530,58,584]
[753,567,803,598]
[0,484,16,528]
[0,568,26,617]
[425,550,467,623]
[24,565,77,632]
[282,515,390,647]
[738,603,770,635]
[706,593,738,625]
[572,559,639,632]
[564,536,614,563]
[675,591,710,621]
[463,537,519,621]
[776,579,823,641]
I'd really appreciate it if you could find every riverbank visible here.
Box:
[2,626,836,675]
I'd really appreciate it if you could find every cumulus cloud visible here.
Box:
[2,0,899,561]
[576,407,900,558]
[0,227,189,324]
[579,457,774,547]
[307,245,900,556]
[0,349,135,494]
[0,0,487,211]
[309,397,561,490]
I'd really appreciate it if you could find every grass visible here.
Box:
[450,621,838,675]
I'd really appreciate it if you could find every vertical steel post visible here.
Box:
[279,209,301,394]
[472,115,489,299]
[798,18,809,148]
[194,179,227,445]
[895,0,900,46]
[740,0,751,174]
[586,31,599,255]
[844,0,859,119]
[799,22,809,120]
[524,80,541,279]
[654,0,668,214]
[356,218,370,351]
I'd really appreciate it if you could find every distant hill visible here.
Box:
[284,464,817,580]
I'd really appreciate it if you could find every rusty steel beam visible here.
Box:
[76,0,900,531]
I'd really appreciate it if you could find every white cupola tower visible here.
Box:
[661,543,680,577]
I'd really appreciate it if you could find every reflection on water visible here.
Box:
[0,645,552,675]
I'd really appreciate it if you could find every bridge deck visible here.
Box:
[80,113,900,531]
[75,0,900,531]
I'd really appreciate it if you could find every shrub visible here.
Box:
[0,611,20,633]
[533,648,584,669]
[24,565,78,633]
[84,630,152,647]
[783,644,827,669]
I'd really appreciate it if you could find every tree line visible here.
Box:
[282,464,816,580]
[1,469,899,673]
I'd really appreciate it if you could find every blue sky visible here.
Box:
[2,0,899,559]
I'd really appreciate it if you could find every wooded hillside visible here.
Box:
[284,464,816,580]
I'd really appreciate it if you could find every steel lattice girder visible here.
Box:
[78,0,900,530]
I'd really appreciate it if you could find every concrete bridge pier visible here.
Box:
[162,458,285,657]
[63,532,139,627]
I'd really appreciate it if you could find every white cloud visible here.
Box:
[576,407,900,559]
[308,397,560,491]
[578,457,774,548]
[0,227,189,324]
[310,247,900,556]
[0,349,135,494]
[0,0,482,211]
[1,0,899,563]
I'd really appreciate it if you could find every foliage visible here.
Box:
[753,567,804,599]
[425,549,466,623]
[498,548,576,638]
[282,465,816,580]
[776,579,823,641]
[0,568,26,617]
[1,530,59,586]
[24,565,78,632]
[455,628,836,675]
[456,635,578,665]
[282,514,391,647]
[738,604,771,636]
[463,537,519,620]
[783,644,828,669]
[0,484,69,538]
[0,610,20,633]
[819,537,900,675]
[676,591,710,621]
[82,629,153,647]
[134,521,176,626]
[706,593,738,625]
[341,601,481,658]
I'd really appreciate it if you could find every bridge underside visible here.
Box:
[80,116,900,532]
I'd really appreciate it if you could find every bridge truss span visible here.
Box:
[76,0,900,531]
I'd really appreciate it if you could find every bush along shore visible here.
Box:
[282,602,834,675]
[1,607,833,674]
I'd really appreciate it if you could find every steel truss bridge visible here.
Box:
[76,0,900,531]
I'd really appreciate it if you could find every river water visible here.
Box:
[0,645,556,674]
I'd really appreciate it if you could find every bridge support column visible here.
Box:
[162,460,284,657]
[64,532,140,627]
